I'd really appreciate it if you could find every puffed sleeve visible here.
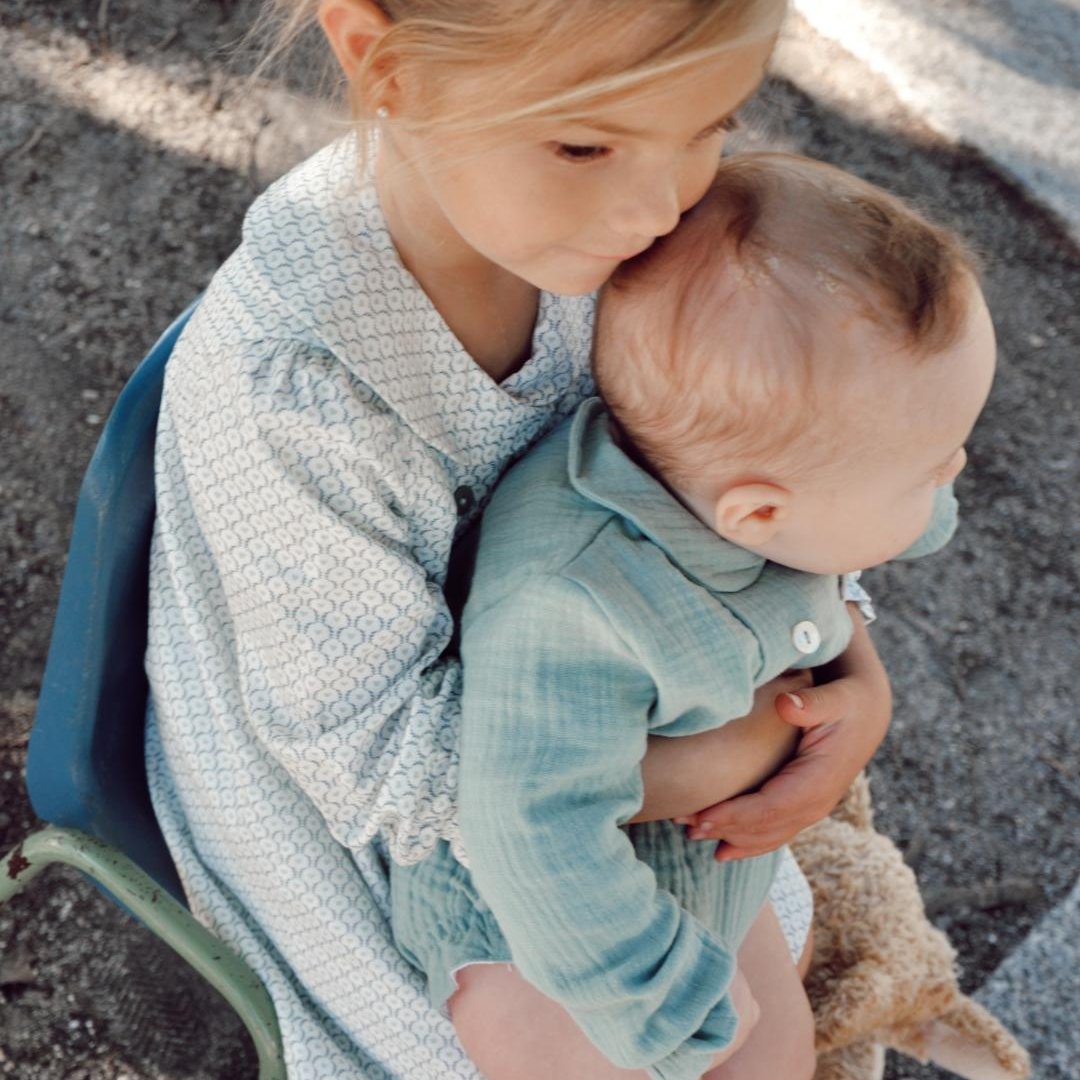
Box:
[459,575,745,1080]
[160,336,467,865]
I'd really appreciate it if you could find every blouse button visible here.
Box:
[454,485,476,516]
[792,620,821,655]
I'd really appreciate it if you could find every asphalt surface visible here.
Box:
[793,0,1080,242]
[1,4,1077,1078]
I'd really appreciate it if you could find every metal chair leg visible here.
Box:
[2,826,286,1080]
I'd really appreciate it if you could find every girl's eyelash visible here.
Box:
[552,115,741,164]
[554,143,611,164]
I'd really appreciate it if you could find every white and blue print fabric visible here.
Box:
[144,132,814,1079]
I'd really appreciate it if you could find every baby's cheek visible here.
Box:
[884,497,936,562]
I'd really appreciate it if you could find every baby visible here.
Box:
[391,153,997,1080]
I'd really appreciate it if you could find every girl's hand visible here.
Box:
[680,607,891,861]
[632,670,812,825]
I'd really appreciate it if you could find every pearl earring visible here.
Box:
[375,106,390,121]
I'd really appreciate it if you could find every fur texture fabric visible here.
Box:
[792,775,1030,1080]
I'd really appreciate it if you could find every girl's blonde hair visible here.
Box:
[248,0,786,135]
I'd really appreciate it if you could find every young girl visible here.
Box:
[145,2,891,1077]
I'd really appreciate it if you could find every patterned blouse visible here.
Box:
[145,133,812,1079]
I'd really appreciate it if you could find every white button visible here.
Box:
[792,620,821,655]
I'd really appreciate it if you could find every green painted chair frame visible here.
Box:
[0,303,285,1079]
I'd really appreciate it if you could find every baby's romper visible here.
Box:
[145,134,813,1079]
[392,399,876,1080]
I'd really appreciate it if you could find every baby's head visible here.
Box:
[594,153,996,574]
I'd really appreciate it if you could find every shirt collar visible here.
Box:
[567,398,766,593]
[239,133,592,467]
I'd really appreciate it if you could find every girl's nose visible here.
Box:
[611,171,682,240]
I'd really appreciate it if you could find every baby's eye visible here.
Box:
[553,142,612,164]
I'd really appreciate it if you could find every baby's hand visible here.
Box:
[680,608,891,861]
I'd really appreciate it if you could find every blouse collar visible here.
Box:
[240,132,594,467]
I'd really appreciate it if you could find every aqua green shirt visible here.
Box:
[455,397,957,1080]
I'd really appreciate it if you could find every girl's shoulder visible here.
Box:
[176,132,422,386]
[241,131,391,298]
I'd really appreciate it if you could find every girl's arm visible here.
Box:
[633,607,891,859]
[641,487,957,851]
[630,668,811,824]
[162,336,468,867]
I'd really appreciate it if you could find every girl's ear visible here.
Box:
[712,483,791,546]
[318,0,392,84]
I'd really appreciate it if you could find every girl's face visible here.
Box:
[383,35,775,295]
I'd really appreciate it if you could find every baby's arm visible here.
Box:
[459,575,749,1080]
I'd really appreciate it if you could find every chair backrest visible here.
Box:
[26,302,199,904]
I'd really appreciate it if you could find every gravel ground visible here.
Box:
[1,4,1077,1078]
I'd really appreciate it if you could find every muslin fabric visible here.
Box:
[145,133,815,1079]
[390,400,958,1080]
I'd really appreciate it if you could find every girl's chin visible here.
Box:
[527,264,616,297]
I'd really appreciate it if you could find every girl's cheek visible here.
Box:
[679,153,724,214]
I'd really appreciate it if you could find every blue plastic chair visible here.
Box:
[0,303,285,1080]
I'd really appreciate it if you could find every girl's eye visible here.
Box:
[550,115,740,163]
[553,142,612,164]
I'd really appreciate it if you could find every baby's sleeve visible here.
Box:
[157,336,466,866]
[458,575,743,1080]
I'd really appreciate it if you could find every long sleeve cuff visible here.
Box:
[647,982,739,1080]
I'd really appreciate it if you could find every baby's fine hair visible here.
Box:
[594,152,979,489]
[251,0,785,134]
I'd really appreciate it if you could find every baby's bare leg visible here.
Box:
[447,925,764,1079]
[448,963,653,1079]
[703,903,816,1080]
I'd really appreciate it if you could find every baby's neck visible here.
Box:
[606,415,730,541]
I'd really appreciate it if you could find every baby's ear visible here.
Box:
[713,483,790,546]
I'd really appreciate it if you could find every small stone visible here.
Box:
[86,414,102,426]
[1028,333,1046,348]
[80,389,100,401]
